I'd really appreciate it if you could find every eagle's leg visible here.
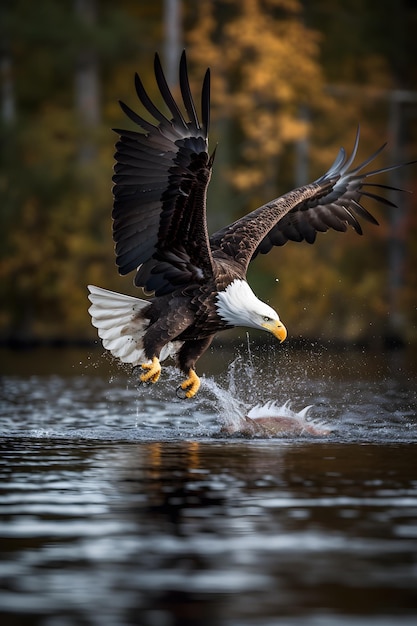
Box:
[140,356,161,384]
[140,307,194,387]
[176,335,214,399]
[178,369,201,399]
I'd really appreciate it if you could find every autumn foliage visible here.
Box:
[1,0,416,344]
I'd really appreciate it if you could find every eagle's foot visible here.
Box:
[140,356,161,384]
[176,369,201,399]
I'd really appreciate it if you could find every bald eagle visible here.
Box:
[88,52,408,398]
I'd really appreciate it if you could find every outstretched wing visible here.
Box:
[210,128,411,271]
[112,51,213,296]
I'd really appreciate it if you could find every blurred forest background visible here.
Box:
[1,0,416,347]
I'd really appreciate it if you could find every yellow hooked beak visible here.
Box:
[262,319,287,343]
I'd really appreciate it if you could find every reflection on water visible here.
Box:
[0,345,417,625]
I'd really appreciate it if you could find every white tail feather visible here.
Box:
[87,285,182,366]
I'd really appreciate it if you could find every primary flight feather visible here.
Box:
[88,51,410,398]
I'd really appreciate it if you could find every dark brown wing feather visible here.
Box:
[112,51,213,296]
[210,128,413,271]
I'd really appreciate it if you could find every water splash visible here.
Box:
[200,355,331,438]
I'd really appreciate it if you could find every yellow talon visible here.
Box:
[140,356,161,384]
[179,369,201,399]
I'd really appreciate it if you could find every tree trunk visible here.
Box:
[163,0,182,86]
[74,0,100,164]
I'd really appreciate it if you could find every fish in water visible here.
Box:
[222,401,331,437]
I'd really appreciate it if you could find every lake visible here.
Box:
[1,342,417,625]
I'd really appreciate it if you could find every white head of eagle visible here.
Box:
[215,279,287,342]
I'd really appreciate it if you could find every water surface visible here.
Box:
[1,344,416,625]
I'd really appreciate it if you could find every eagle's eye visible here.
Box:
[263,316,272,322]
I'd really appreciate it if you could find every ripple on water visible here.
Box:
[1,348,417,626]
[1,435,417,625]
[0,347,416,442]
